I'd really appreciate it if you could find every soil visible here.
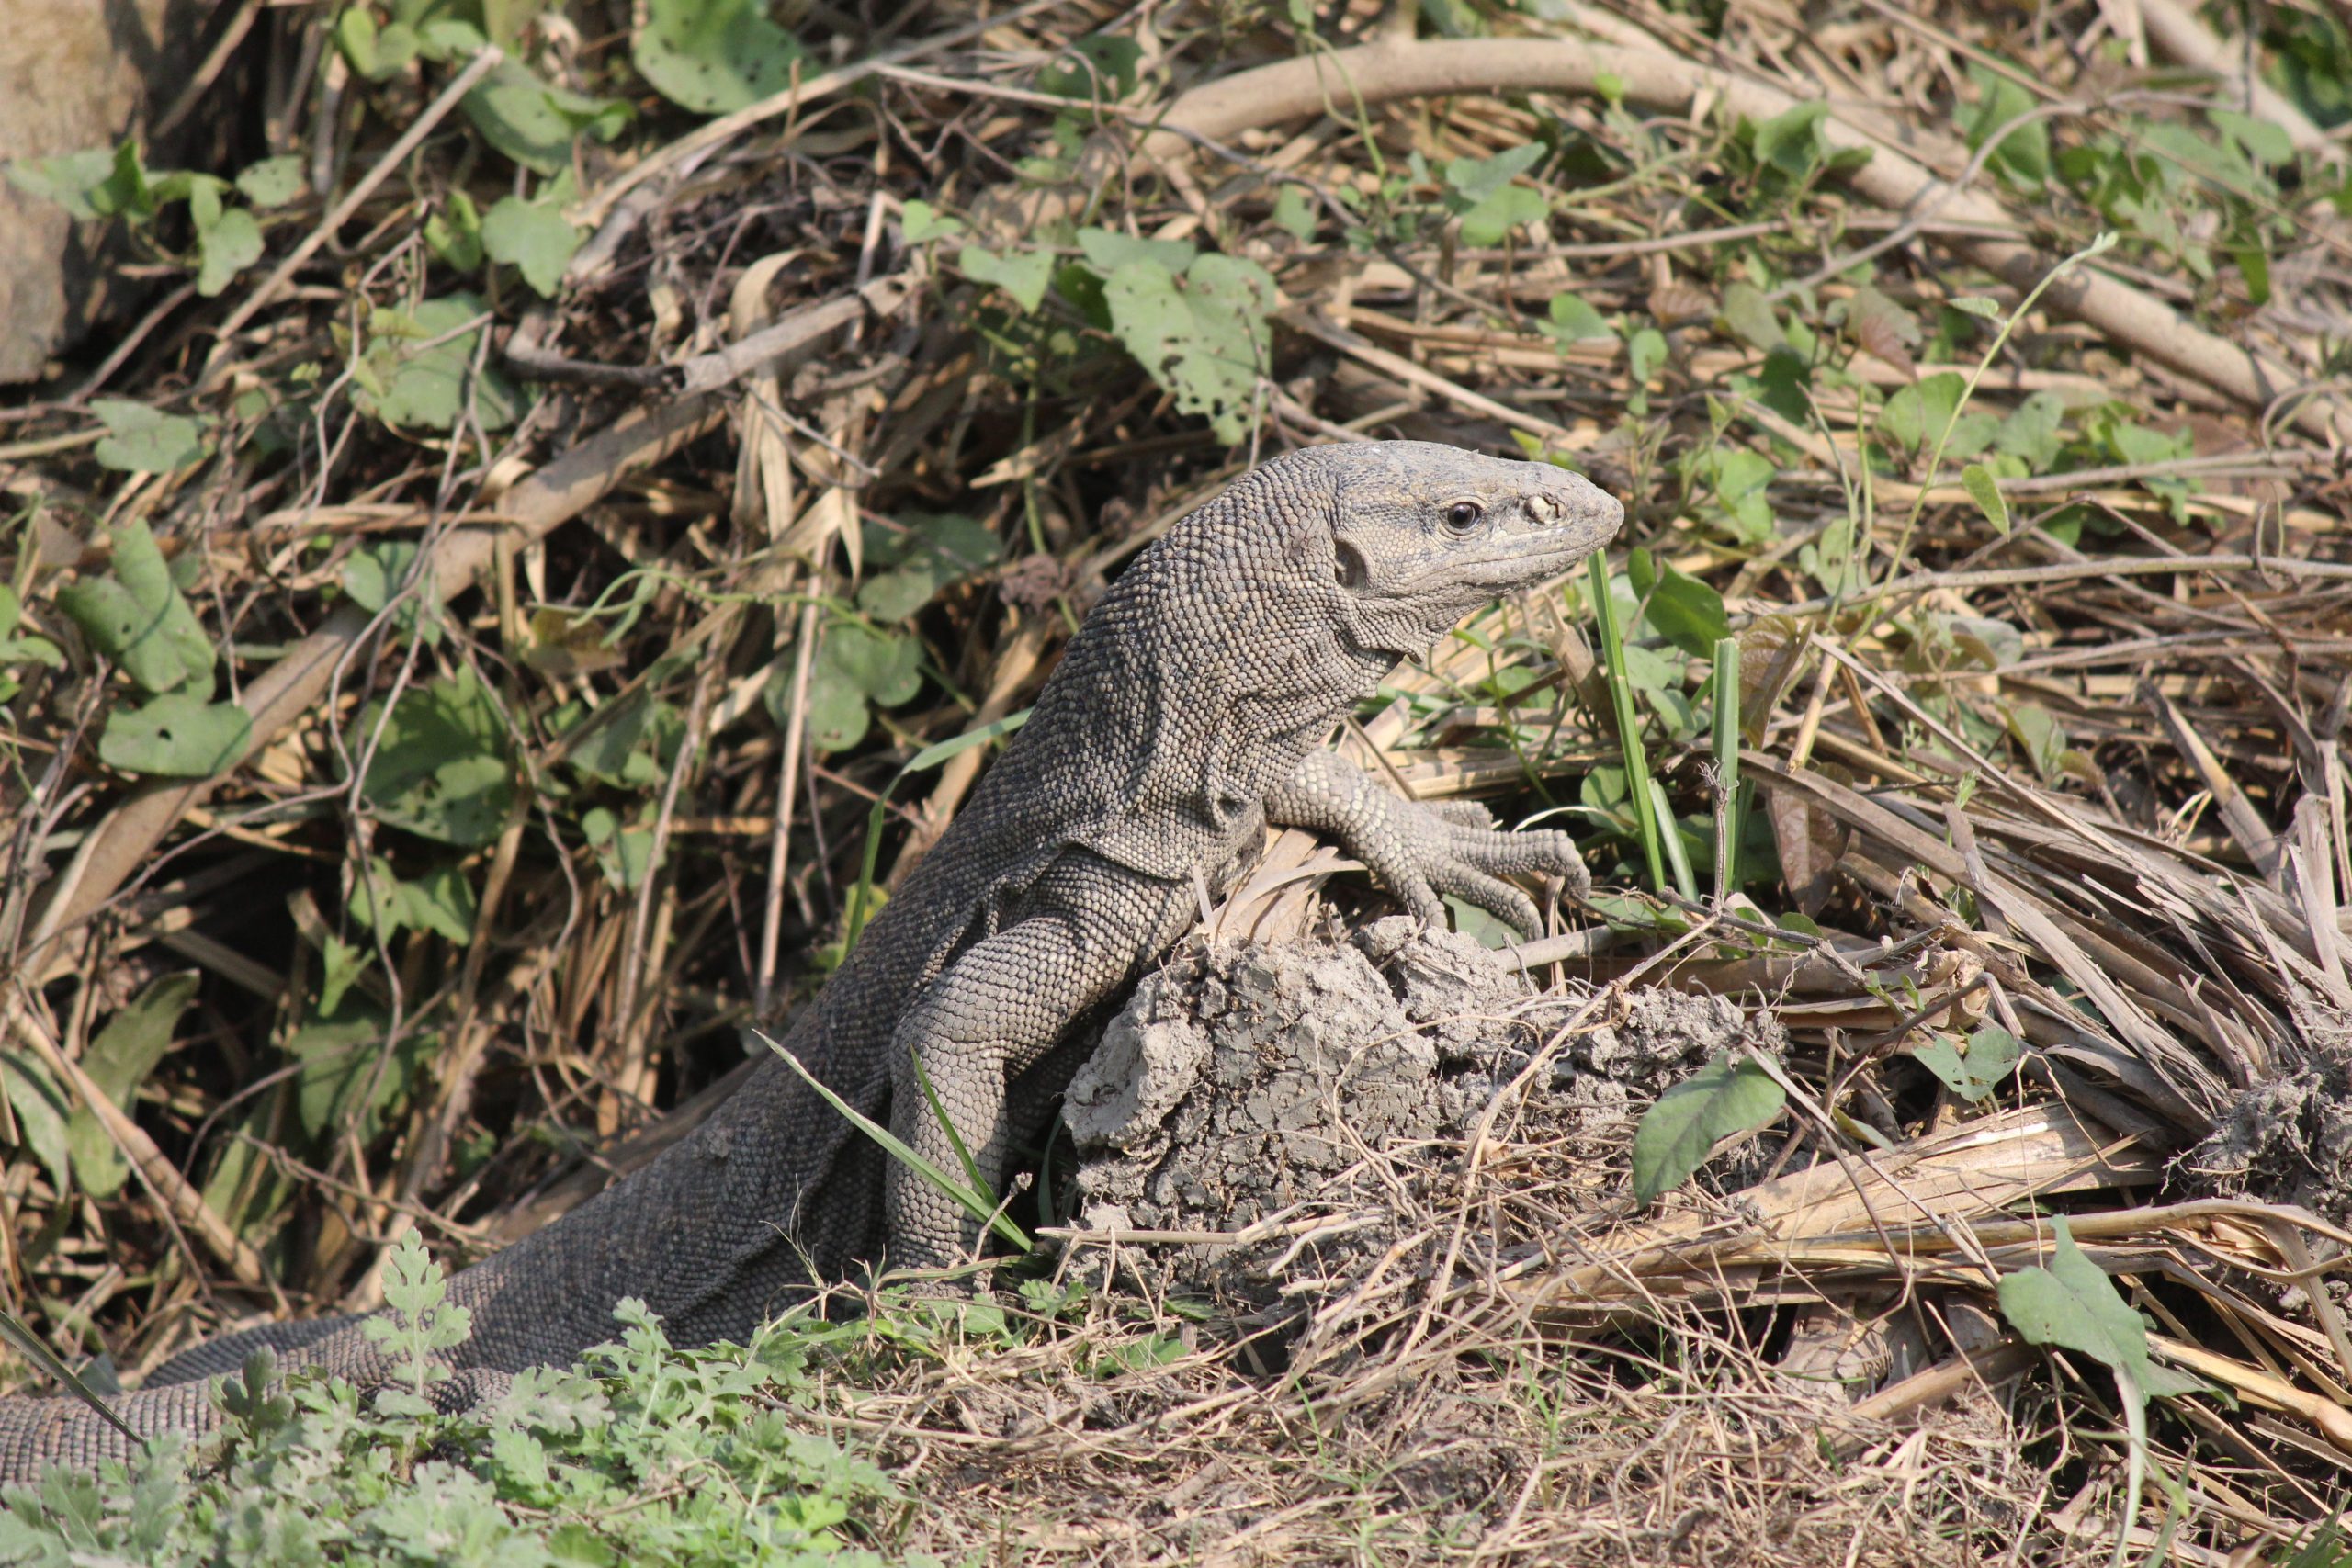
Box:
[1065,916,1781,1299]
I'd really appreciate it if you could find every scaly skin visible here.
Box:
[0,440,1621,1476]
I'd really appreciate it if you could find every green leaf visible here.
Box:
[0,1051,74,1199]
[87,398,208,474]
[68,973,198,1201]
[342,539,443,644]
[481,195,582,297]
[905,707,1028,773]
[290,1009,430,1143]
[1035,33,1141,100]
[88,142,158,220]
[1442,141,1544,204]
[1625,325,1668,385]
[1542,293,1615,346]
[2107,418,2189,468]
[857,512,1001,621]
[800,661,871,753]
[1076,226,1196,276]
[352,859,478,945]
[1457,185,1546,246]
[425,189,485,271]
[1704,448,1777,546]
[1272,185,1317,241]
[824,621,921,705]
[98,692,252,777]
[361,1234,472,1391]
[899,199,963,243]
[357,667,514,845]
[193,205,264,297]
[1626,547,1729,659]
[1443,143,1549,245]
[2007,701,2068,782]
[562,689,672,787]
[337,6,397,78]
[1102,253,1279,445]
[1912,1024,2021,1103]
[2212,107,2294,166]
[1797,515,1867,597]
[1997,1216,2208,1555]
[1996,389,2067,468]
[1963,66,2050,189]
[318,933,368,1017]
[1752,101,1828,177]
[1961,463,2009,534]
[5,146,120,220]
[581,806,657,890]
[55,518,215,693]
[464,61,628,174]
[354,293,522,432]
[959,244,1054,313]
[1879,371,1965,453]
[1877,378,1941,452]
[1631,1054,1786,1201]
[0,585,63,673]
[634,0,808,115]
[1718,282,1784,350]
[233,154,304,209]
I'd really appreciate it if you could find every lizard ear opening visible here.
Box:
[1332,539,1370,591]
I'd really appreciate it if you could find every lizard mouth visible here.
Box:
[1392,530,1614,593]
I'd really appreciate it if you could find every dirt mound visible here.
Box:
[1065,918,1776,1298]
[2184,1028,2352,1258]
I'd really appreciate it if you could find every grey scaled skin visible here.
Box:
[0,440,1621,1476]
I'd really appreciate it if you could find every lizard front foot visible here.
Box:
[1267,751,1588,934]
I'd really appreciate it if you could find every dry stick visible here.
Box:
[755,602,821,1016]
[884,618,1049,888]
[568,0,1070,236]
[613,661,721,1105]
[150,0,267,141]
[202,46,504,373]
[2137,0,2333,157]
[1778,552,2352,616]
[3,1003,276,1297]
[27,286,897,983]
[1134,39,2342,441]
[1286,310,1572,440]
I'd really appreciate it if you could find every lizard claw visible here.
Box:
[1266,753,1590,936]
[1363,800,1589,935]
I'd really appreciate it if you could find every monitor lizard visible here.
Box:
[0,439,1621,1475]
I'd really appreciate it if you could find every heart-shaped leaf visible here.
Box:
[99,691,252,777]
[1632,1054,1786,1202]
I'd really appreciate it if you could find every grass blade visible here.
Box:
[758,1031,1032,1254]
[1586,557,1665,892]
[1711,637,1741,906]
[1649,777,1698,902]
[842,708,1032,955]
[0,1309,144,1446]
[907,1044,986,1195]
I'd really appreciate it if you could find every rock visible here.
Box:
[0,0,219,382]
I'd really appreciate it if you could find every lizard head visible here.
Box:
[1317,441,1623,659]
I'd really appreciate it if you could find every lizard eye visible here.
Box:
[1443,502,1484,536]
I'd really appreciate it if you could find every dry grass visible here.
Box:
[3,0,2351,1561]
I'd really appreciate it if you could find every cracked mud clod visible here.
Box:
[1066,917,1784,1300]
